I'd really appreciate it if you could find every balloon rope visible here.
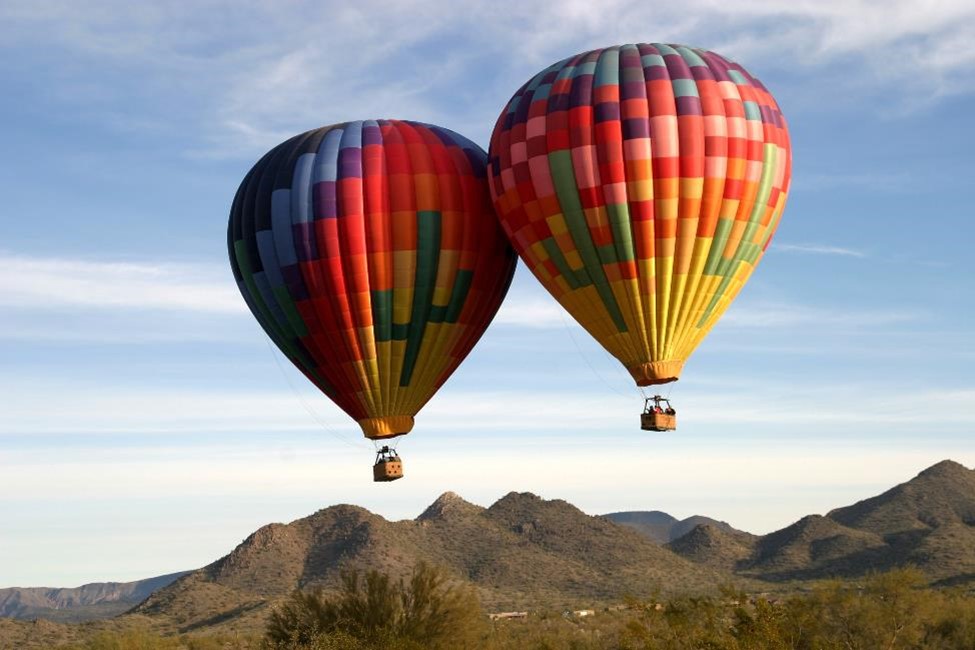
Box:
[265,340,370,451]
[558,309,633,399]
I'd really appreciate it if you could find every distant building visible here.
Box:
[562,609,596,618]
[489,611,528,621]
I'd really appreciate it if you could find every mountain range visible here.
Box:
[130,490,731,634]
[0,572,187,623]
[4,459,975,638]
[736,459,975,584]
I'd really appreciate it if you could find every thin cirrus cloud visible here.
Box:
[773,243,867,257]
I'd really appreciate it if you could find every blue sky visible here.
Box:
[1,0,974,587]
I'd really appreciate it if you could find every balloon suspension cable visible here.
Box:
[265,341,371,451]
[558,309,631,399]
[372,438,403,459]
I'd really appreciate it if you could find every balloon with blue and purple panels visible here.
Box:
[489,44,791,387]
[230,120,516,440]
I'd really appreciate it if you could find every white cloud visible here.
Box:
[494,296,567,329]
[0,253,242,313]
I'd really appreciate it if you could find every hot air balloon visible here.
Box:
[229,120,516,480]
[488,44,791,430]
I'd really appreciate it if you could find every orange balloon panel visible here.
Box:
[488,44,791,385]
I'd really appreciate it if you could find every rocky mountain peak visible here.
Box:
[917,459,971,480]
[417,492,482,521]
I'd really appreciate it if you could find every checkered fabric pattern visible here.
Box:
[488,44,792,386]
[229,120,517,439]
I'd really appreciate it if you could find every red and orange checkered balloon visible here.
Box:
[229,120,516,439]
[488,44,792,386]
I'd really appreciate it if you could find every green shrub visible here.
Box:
[264,562,482,649]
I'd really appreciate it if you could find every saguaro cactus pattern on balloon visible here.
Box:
[230,120,516,439]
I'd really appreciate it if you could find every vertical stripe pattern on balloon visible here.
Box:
[488,44,791,386]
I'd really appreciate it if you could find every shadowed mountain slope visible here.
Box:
[603,510,746,544]
[666,524,758,572]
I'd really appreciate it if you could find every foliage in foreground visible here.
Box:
[56,628,258,649]
[34,567,975,649]
[262,567,975,649]
[264,562,482,649]
[618,568,975,650]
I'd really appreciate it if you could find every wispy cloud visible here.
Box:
[701,0,975,104]
[685,386,975,427]
[773,243,867,257]
[2,0,973,158]
[0,384,321,436]
[3,369,974,586]
[3,372,971,438]
[0,252,919,351]
[0,254,579,341]
[0,309,252,343]
[0,379,633,437]
[0,253,242,313]
[0,253,251,342]
[722,301,917,329]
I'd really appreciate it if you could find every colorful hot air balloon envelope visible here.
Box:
[488,44,791,387]
[230,120,516,446]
